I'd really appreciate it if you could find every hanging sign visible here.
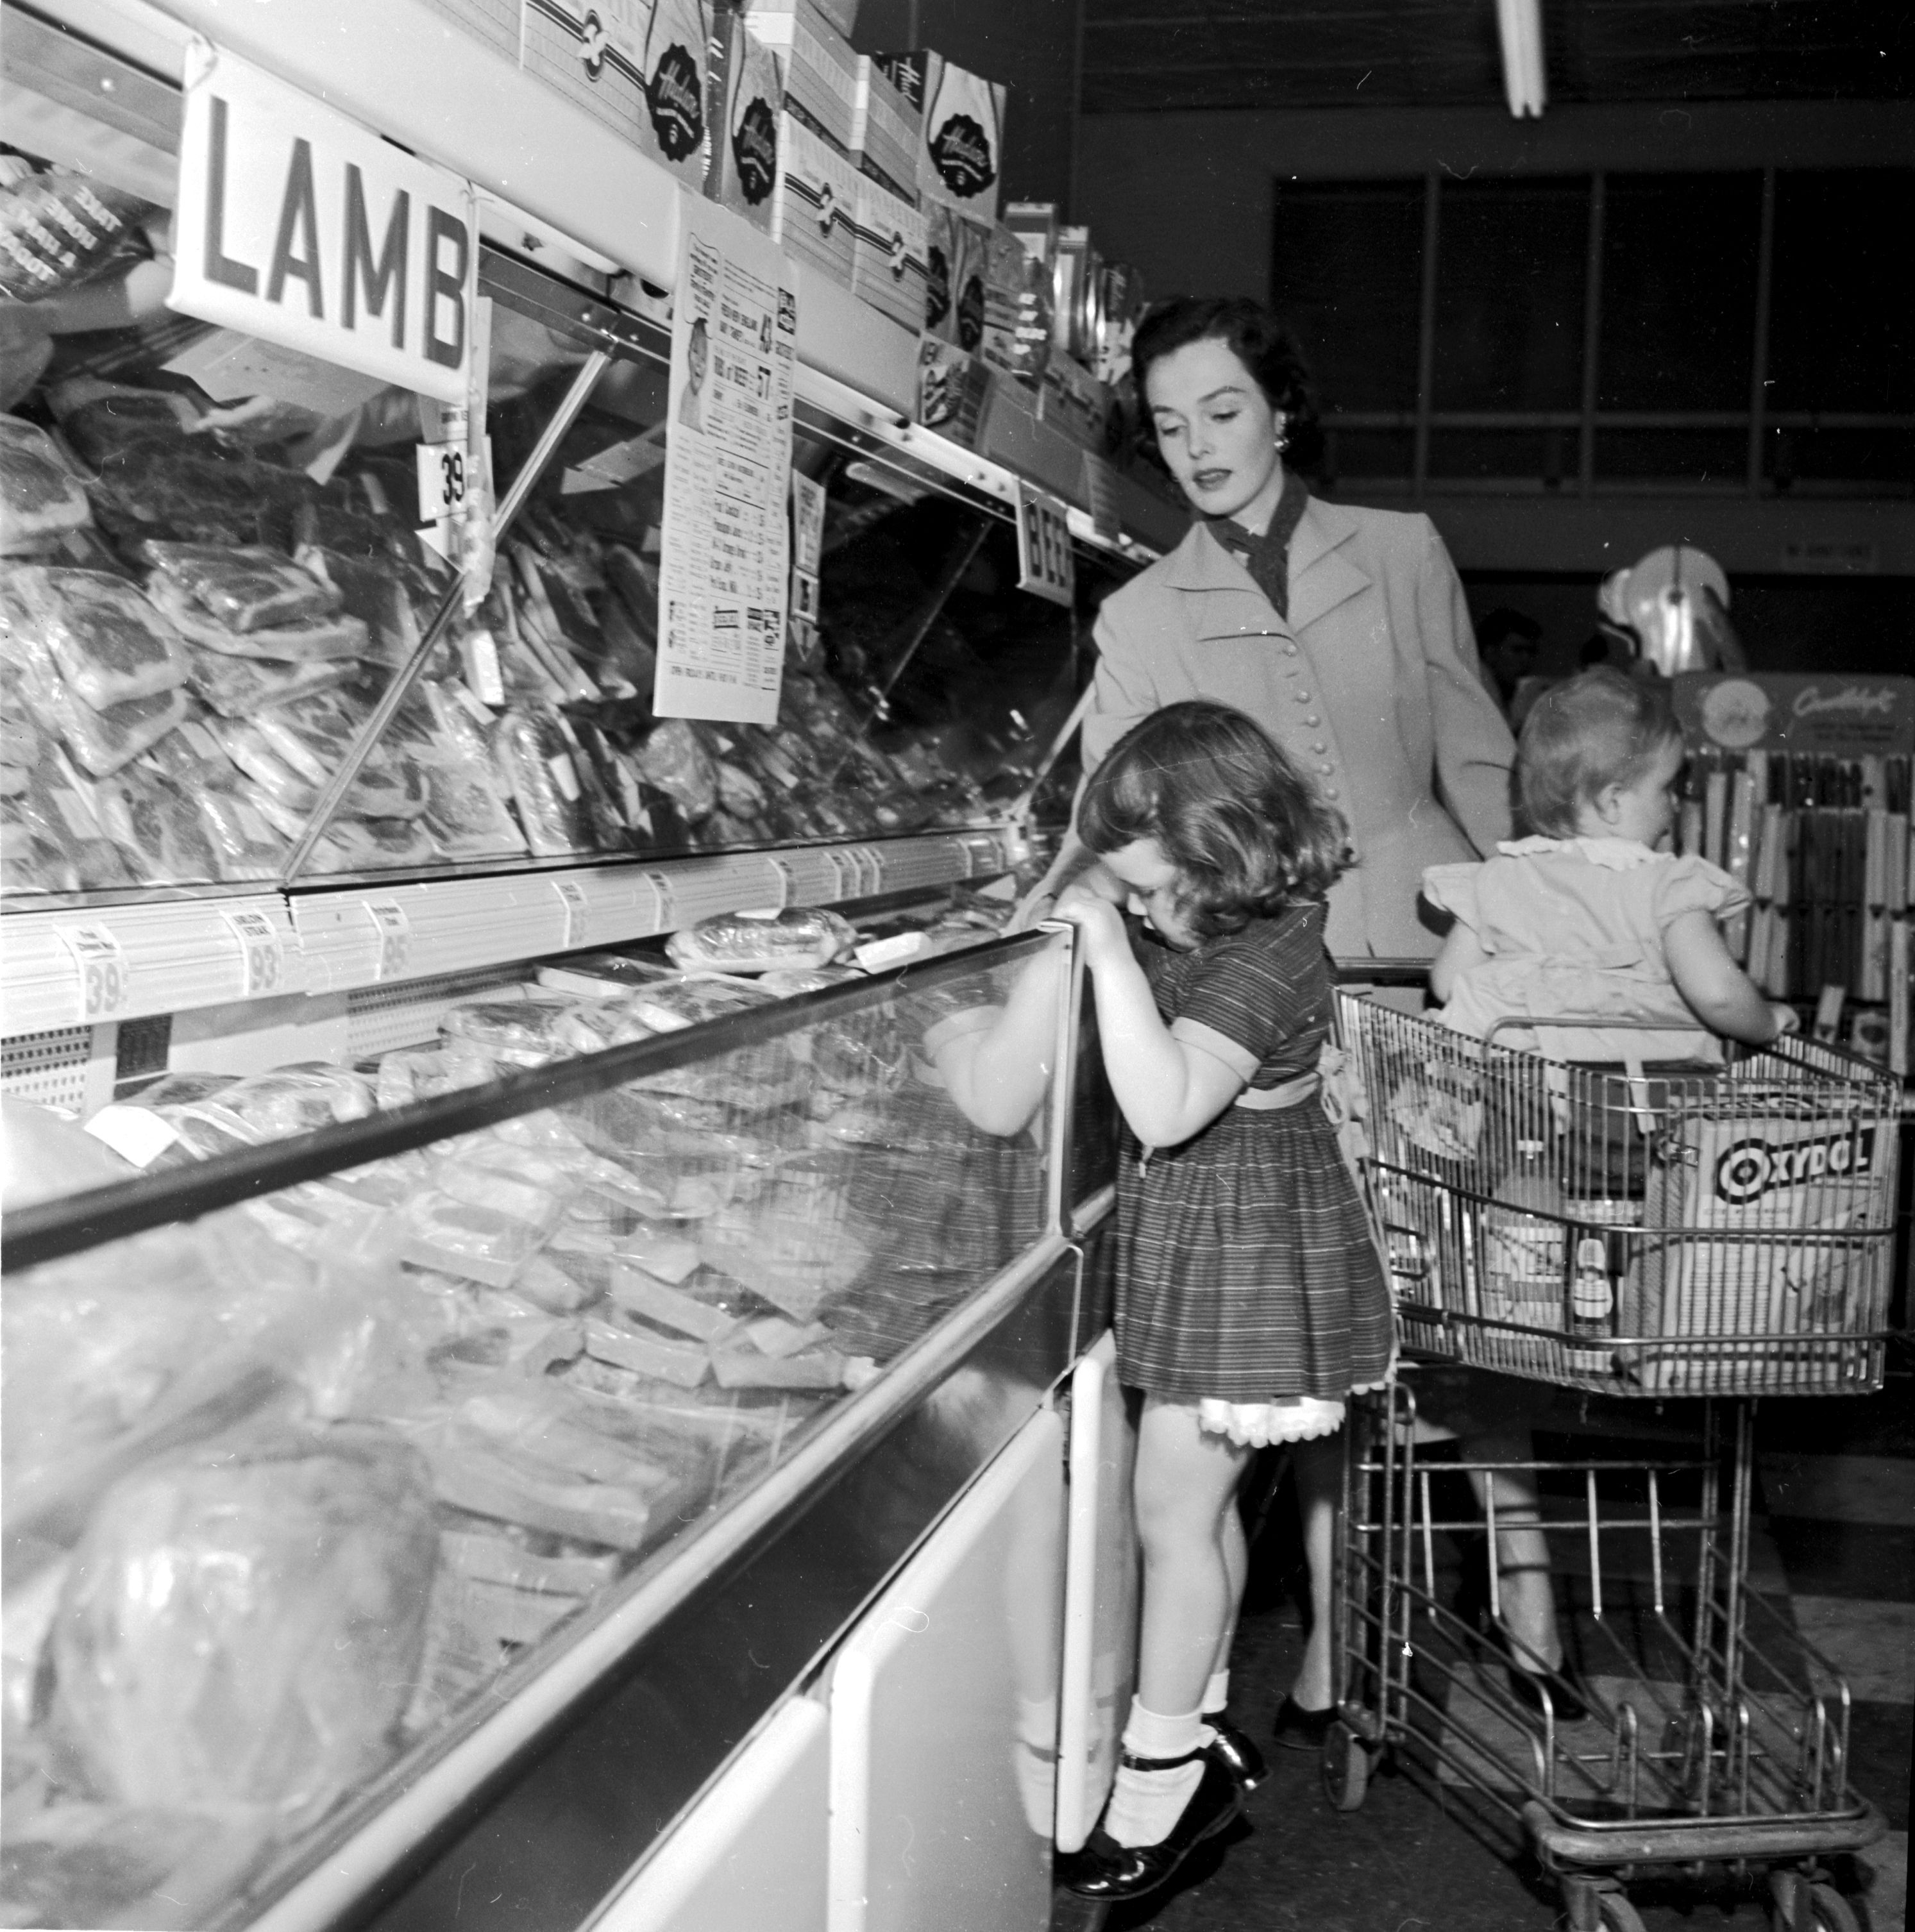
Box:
[169,38,480,405]
[654,198,798,727]
[1015,480,1076,607]
[1675,673,1915,758]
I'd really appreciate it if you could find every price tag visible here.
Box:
[365,900,411,982]
[1015,482,1076,607]
[790,567,820,621]
[551,877,589,950]
[416,437,471,525]
[791,471,826,575]
[53,923,131,1021]
[460,626,505,706]
[220,907,287,998]
[645,869,679,930]
[548,752,582,803]
[854,845,885,896]
[84,1103,180,1169]
[766,854,798,909]
[823,848,857,902]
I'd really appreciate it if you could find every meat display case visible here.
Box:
[1,924,1126,1932]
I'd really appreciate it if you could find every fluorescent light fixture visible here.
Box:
[1496,0,1547,117]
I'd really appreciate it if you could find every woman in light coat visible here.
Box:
[1031,297,1584,1761]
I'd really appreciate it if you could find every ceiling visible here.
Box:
[1077,0,1914,114]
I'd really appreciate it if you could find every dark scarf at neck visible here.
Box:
[1202,469,1309,621]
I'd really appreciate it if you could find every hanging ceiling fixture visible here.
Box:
[1495,0,1548,117]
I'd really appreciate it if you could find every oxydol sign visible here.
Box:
[170,39,479,405]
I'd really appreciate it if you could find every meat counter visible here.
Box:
[1,921,1131,1931]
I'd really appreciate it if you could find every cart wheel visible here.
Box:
[1594,1892,1649,1932]
[1320,1719,1369,1812]
[1769,1870,1863,1932]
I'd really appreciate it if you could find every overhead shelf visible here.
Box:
[1,831,1022,1028]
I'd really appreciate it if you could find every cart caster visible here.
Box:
[1320,1718,1369,1812]
[1769,1869,1862,1932]
[1562,1876,1647,1932]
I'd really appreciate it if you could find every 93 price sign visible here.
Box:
[1015,482,1076,607]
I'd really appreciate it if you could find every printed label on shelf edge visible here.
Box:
[654,201,798,728]
[765,854,797,909]
[219,907,288,1000]
[550,877,590,950]
[364,900,412,982]
[791,470,826,574]
[170,38,480,405]
[644,869,680,928]
[52,923,131,1022]
[1015,480,1076,607]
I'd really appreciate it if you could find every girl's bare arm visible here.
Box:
[1662,909,1794,1045]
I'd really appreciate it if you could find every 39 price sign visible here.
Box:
[1015,482,1076,607]
[54,923,131,1022]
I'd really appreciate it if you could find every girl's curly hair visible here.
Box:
[1079,700,1352,939]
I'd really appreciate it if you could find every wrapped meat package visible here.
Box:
[666,906,856,974]
[4,565,187,708]
[185,646,355,718]
[140,542,343,634]
[24,678,188,778]
[47,1426,439,1820]
[148,569,368,663]
[493,707,589,855]
[1,415,90,552]
[87,439,316,548]
[411,684,527,858]
[440,998,583,1069]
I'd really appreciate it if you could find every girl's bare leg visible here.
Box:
[1290,1431,1341,1709]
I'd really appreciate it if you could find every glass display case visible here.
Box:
[1,166,1131,905]
[1,926,1099,1931]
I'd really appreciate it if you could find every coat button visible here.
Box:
[1324,787,1340,800]
[1310,741,1328,753]
[1283,643,1300,655]
[1304,714,1321,727]
[1317,762,1334,775]
[1294,689,1311,702]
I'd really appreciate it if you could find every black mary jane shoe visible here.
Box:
[1206,1715,1267,1790]
[1271,1693,1337,1752]
[1056,1751,1246,1902]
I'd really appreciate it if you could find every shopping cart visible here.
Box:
[1318,991,1899,1932]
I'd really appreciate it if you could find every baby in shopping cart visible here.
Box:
[1423,667,1796,1063]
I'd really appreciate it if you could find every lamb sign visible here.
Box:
[170,38,479,405]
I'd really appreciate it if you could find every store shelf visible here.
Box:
[1,833,1018,1029]
[1,894,299,1032]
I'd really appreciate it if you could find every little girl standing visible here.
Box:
[1036,700,1394,1901]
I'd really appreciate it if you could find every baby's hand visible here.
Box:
[1768,1002,1800,1038]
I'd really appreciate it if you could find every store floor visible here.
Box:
[1054,1377,1914,1932]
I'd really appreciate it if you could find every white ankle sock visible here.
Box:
[1104,1701,1206,1848]
[1202,1668,1231,1717]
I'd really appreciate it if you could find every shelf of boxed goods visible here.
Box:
[0,830,1020,1030]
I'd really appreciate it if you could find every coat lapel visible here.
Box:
[1161,500,1370,641]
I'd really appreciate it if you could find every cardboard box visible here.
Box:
[923,203,987,350]
[745,0,858,156]
[850,174,929,333]
[977,223,1049,386]
[1039,349,1119,455]
[709,8,784,231]
[872,50,1006,222]
[916,336,991,448]
[770,112,856,288]
[851,55,919,205]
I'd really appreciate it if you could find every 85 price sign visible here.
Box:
[1015,483,1076,607]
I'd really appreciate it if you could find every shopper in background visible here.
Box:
[1031,702,1394,1901]
[1022,294,1515,961]
[1475,605,1549,730]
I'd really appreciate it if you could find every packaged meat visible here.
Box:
[4,566,187,709]
[439,1529,620,1597]
[440,997,584,1069]
[666,905,857,974]
[421,1439,653,1551]
[634,717,718,823]
[606,1269,738,1343]
[210,1065,376,1141]
[710,1346,848,1390]
[581,1318,711,1388]
[0,167,151,305]
[311,816,439,871]
[536,950,678,997]
[623,974,775,1032]
[414,683,526,857]
[0,807,81,891]
[92,766,219,884]
[51,383,200,465]
[47,1426,439,1817]
[185,645,355,717]
[0,663,40,766]
[493,706,589,855]
[0,415,90,553]
[140,542,343,634]
[373,1046,496,1112]
[698,1195,871,1318]
[148,571,369,662]
[195,787,287,880]
[87,439,317,549]
[28,678,188,778]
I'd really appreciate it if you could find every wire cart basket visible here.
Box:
[1319,989,1900,1932]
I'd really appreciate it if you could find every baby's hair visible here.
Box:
[1517,666,1682,837]
[1079,700,1351,938]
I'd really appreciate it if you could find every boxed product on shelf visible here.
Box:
[850,174,929,334]
[745,0,859,156]
[871,51,1006,223]
[977,223,1051,387]
[923,203,988,349]
[709,5,784,231]
[1038,348,1118,455]
[1050,224,1100,364]
[851,55,920,203]
[770,112,857,289]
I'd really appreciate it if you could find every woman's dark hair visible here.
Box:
[1129,298,1324,473]
[1079,700,1351,938]
[1517,667,1682,838]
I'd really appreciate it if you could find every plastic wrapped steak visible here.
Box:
[493,707,588,855]
[87,438,314,547]
[0,415,91,553]
[4,565,188,709]
[140,542,342,633]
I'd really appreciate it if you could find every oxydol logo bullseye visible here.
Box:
[1714,1126,1877,1205]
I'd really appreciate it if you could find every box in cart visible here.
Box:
[770,113,856,288]
[1626,1107,1894,1391]
[852,56,920,205]
[849,176,929,333]
[745,0,859,155]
